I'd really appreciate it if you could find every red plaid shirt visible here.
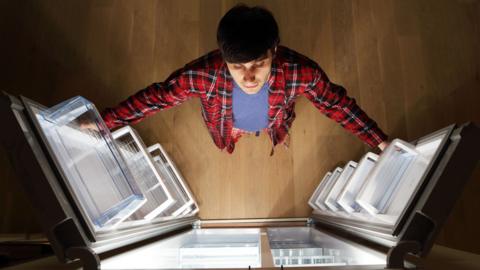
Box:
[102,46,387,154]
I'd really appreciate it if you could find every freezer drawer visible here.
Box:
[100,228,262,269]
[100,226,387,269]
[267,227,385,267]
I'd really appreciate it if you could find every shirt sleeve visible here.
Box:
[101,68,199,129]
[302,66,388,148]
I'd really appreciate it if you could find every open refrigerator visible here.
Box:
[1,93,479,269]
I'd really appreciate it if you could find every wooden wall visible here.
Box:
[0,0,479,254]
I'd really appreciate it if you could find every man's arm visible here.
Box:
[302,66,388,149]
[102,68,199,129]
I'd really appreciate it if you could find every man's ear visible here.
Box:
[271,46,277,59]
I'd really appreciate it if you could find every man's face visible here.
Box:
[225,49,274,94]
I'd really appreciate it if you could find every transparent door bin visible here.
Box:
[353,138,444,223]
[24,96,146,231]
[380,131,448,219]
[267,227,385,267]
[324,161,358,211]
[308,172,332,211]
[337,153,378,213]
[112,126,175,220]
[148,143,199,216]
[314,167,343,211]
[355,140,420,216]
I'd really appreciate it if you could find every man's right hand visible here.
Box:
[78,120,99,131]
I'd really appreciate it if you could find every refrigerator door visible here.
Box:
[148,143,199,216]
[112,127,175,220]
[1,94,198,266]
[311,123,480,260]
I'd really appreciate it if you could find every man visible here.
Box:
[102,4,389,154]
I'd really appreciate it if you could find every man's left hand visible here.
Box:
[378,141,390,151]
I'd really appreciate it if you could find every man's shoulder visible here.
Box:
[184,49,224,71]
[275,46,319,70]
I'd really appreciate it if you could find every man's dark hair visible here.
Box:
[217,4,280,63]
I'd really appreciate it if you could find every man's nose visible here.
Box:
[243,71,255,82]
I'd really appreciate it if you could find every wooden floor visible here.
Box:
[0,0,479,254]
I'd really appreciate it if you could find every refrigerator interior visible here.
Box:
[100,228,262,269]
[100,227,386,269]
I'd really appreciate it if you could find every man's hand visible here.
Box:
[79,121,98,131]
[378,141,390,151]
[75,111,100,131]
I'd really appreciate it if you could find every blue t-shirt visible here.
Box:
[232,81,269,132]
